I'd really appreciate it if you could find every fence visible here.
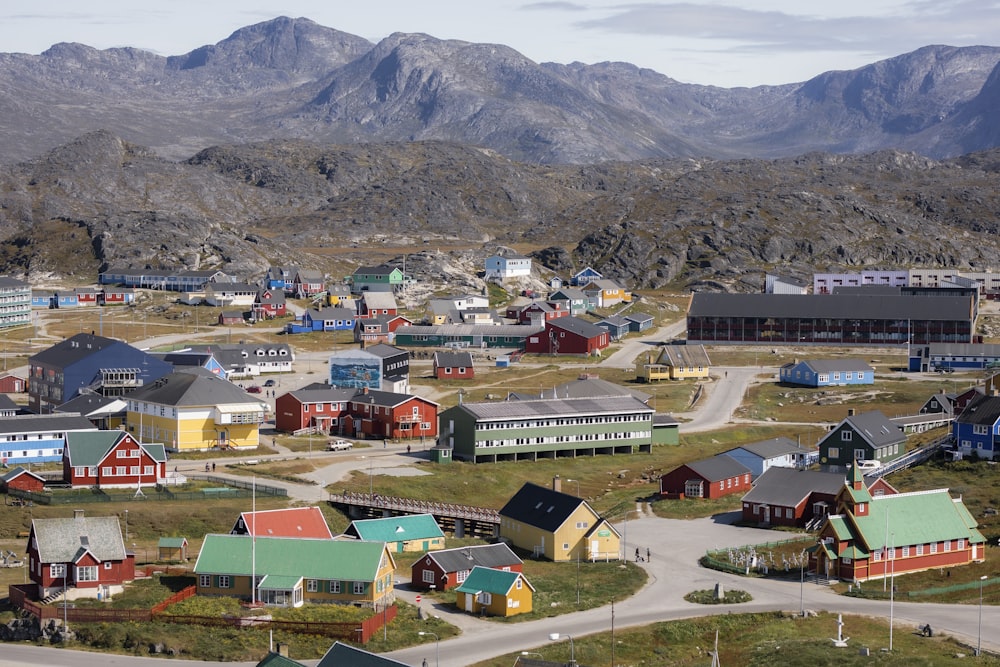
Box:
[702,536,816,578]
[907,576,1000,598]
[9,478,286,506]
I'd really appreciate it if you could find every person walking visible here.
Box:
[635,547,640,562]
[647,547,651,562]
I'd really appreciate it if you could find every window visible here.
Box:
[306,579,318,593]
[456,569,469,583]
[873,549,882,562]
[901,546,910,558]
[841,431,853,441]
[422,570,435,584]
[219,575,230,589]
[916,544,924,556]
[785,508,793,519]
[329,581,341,594]
[104,562,112,570]
[944,541,951,552]
[353,581,366,595]
[973,424,989,435]
[199,575,211,587]
[563,543,570,550]
[575,521,589,529]
[77,566,98,582]
[50,564,66,578]
[828,447,839,459]
[854,449,865,461]
[957,539,965,550]
[515,578,522,590]
[930,542,938,554]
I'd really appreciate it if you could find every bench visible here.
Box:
[16,531,30,538]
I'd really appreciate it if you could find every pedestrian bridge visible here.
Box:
[328,491,499,539]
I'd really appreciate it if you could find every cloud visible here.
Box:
[521,2,590,10]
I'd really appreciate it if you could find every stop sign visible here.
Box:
[415,595,422,604]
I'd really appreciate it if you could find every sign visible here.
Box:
[415,595,421,604]
[598,529,611,537]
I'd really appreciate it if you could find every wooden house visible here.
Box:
[157,537,189,562]
[454,566,534,617]
[779,359,875,387]
[432,351,475,379]
[523,317,609,356]
[818,410,906,473]
[410,543,523,592]
[63,430,167,489]
[231,507,334,540]
[636,345,711,382]
[0,466,46,493]
[344,513,445,553]
[659,456,752,499]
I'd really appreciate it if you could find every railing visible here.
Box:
[330,491,500,523]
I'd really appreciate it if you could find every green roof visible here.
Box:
[454,566,532,595]
[256,652,306,667]
[855,490,985,551]
[258,574,303,590]
[64,431,166,467]
[348,513,444,543]
[158,537,187,548]
[827,516,852,541]
[194,534,388,581]
[841,545,869,559]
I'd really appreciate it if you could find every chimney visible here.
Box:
[362,387,369,395]
[553,475,562,493]
[74,509,85,520]
[847,408,855,417]
[277,643,289,657]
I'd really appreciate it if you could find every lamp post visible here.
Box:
[799,554,805,616]
[565,478,581,497]
[124,509,128,541]
[418,631,439,667]
[548,633,576,667]
[514,651,543,666]
[888,532,895,651]
[978,575,988,656]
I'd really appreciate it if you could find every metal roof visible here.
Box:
[955,393,1000,426]
[839,411,906,448]
[0,413,96,436]
[657,344,711,367]
[454,566,533,595]
[455,395,652,421]
[740,467,846,507]
[688,292,973,321]
[927,343,1000,357]
[127,368,264,408]
[433,351,474,367]
[725,436,810,460]
[346,513,444,542]
[422,543,522,572]
[784,359,874,373]
[499,482,593,532]
[682,455,752,482]
[194,534,388,581]
[548,316,606,339]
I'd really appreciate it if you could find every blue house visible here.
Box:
[779,359,874,387]
[265,266,295,292]
[721,436,815,479]
[0,414,98,465]
[953,393,1000,460]
[301,307,357,332]
[595,315,631,341]
[571,266,603,286]
[625,312,654,333]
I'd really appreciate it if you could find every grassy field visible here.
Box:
[470,611,1000,667]
[704,345,912,370]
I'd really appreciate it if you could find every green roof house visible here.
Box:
[63,430,167,489]
[344,513,445,553]
[454,566,534,617]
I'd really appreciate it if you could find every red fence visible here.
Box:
[150,585,196,615]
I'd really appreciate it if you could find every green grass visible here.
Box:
[68,575,195,609]
[470,612,1000,667]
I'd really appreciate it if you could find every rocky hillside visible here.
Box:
[1,17,1000,164]
[5,131,1000,291]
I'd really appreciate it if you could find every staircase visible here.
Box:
[40,587,67,605]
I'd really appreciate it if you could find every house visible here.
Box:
[509,301,570,325]
[740,468,864,528]
[253,288,287,319]
[440,395,654,464]
[912,343,1000,372]
[625,312,654,333]
[811,465,986,583]
[0,413,98,465]
[156,350,225,378]
[73,287,99,307]
[354,314,412,346]
[410,543,523,592]
[547,287,590,316]
[570,267,603,286]
[231,507,334,540]
[157,537,189,562]
[184,343,294,378]
[432,351,475,379]
[344,389,438,441]
[218,311,245,326]
[918,390,959,417]
[659,456,752,499]
[523,317,609,356]
[582,279,631,307]
[98,286,135,305]
[351,265,405,294]
[194,534,395,608]
[952,393,1000,460]
[205,282,257,308]
[291,269,325,298]
[393,323,541,349]
[98,268,228,291]
[687,293,976,346]
[125,367,267,451]
[0,466,47,493]
[274,387,356,434]
[265,266,295,292]
[63,430,167,489]
[329,344,410,393]
[27,333,173,413]
[765,274,809,294]
[721,437,815,479]
[300,307,357,332]
[0,393,18,416]
[818,410,906,472]
[0,277,31,328]
[455,566,534,617]
[485,251,532,280]
[595,315,631,341]
[26,509,134,600]
[779,359,875,387]
[636,345,711,382]
[344,513,445,553]
[498,479,620,561]
[0,373,26,393]
[359,291,398,319]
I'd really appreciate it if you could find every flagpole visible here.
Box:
[251,476,256,605]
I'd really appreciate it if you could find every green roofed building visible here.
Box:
[812,465,986,583]
[194,534,395,608]
[63,430,167,489]
[454,565,534,617]
[344,513,445,553]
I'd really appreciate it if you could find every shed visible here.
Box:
[454,566,534,617]
[158,536,189,562]
[429,444,453,464]
[1,466,46,493]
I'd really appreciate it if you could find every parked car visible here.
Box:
[327,439,353,451]
[246,385,262,394]
[263,379,276,387]
[856,459,881,472]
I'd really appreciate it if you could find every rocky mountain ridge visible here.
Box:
[2,17,1000,164]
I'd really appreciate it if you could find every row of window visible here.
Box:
[477,431,650,447]
[303,402,346,412]
[49,563,108,580]
[478,414,648,430]
[871,538,966,560]
[827,444,900,459]
[199,574,370,595]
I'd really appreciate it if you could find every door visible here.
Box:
[464,593,474,612]
[591,540,599,560]
[759,504,770,525]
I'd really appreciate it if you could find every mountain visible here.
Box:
[0,17,999,164]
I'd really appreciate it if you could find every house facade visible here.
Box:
[432,351,475,379]
[292,269,325,298]
[454,566,534,617]
[0,276,32,328]
[393,324,540,349]
[582,279,631,307]
[741,468,856,528]
[523,317,610,356]
[818,410,907,472]
[205,282,257,307]
[63,431,167,489]
[274,387,356,434]
[358,292,398,319]
[659,456,752,499]
[0,413,97,465]
[721,437,815,479]
[779,359,875,387]
[354,315,412,346]
[344,389,438,441]
[253,288,287,319]
[485,252,532,280]
[344,513,445,553]
[498,480,620,561]
[351,265,404,293]
[547,288,590,316]
[0,466,46,493]
[299,307,357,332]
[194,534,395,608]
[410,543,523,592]
[952,393,1000,460]
[636,345,712,382]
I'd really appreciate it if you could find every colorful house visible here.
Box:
[811,465,986,582]
[523,317,610,356]
[0,466,46,493]
[454,566,534,617]
[344,513,445,553]
[157,537,189,562]
[952,393,1000,460]
[125,368,267,451]
[344,389,438,441]
[253,288,287,319]
[300,307,357,332]
[571,267,602,286]
[485,252,532,280]
[0,413,98,465]
[354,314,412,346]
[659,456,752,499]
[547,287,590,316]
[292,269,325,298]
[740,467,868,528]
[27,510,134,600]
[351,265,405,293]
[721,436,815,479]
[636,345,711,382]
[498,480,620,562]
[194,534,395,608]
[63,430,167,489]
[274,387,356,434]
[231,507,334,540]
[582,279,631,307]
[0,276,31,328]
[595,315,631,341]
[359,291,398,319]
[818,410,906,472]
[411,543,523,592]
[0,373,26,393]
[779,359,875,387]
[625,312,654,332]
[432,351,475,380]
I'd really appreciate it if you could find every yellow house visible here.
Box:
[455,566,534,617]
[194,534,396,608]
[638,345,711,381]
[125,368,267,451]
[582,279,632,307]
[499,479,621,562]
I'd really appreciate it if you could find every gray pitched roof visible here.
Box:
[455,395,652,421]
[32,513,126,564]
[28,333,121,367]
[316,641,412,667]
[0,413,96,436]
[364,343,408,359]
[433,351,474,367]
[725,437,809,460]
[127,368,262,407]
[658,344,711,367]
[927,343,1000,357]
[787,359,874,373]
[499,482,592,532]
[689,292,974,321]
[511,377,649,404]
[683,455,752,482]
[548,316,606,339]
[350,389,437,409]
[839,410,906,447]
[956,393,1000,426]
[422,543,522,572]
[740,467,847,506]
[287,387,359,404]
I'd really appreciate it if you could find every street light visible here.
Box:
[565,478,581,497]
[418,631,439,667]
[548,633,576,667]
[124,509,128,541]
[514,651,543,666]
[978,574,988,656]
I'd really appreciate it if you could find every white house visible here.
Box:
[485,252,531,280]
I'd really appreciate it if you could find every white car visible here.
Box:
[326,439,353,451]
[856,459,881,472]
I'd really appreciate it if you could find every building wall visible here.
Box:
[819,425,905,470]
[660,467,751,499]
[128,409,261,451]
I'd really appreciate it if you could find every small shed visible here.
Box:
[1,466,46,493]
[455,566,534,617]
[0,373,26,394]
[429,444,453,464]
[218,311,244,326]
[158,536,189,562]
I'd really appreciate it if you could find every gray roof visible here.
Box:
[288,387,358,404]
[688,292,974,321]
[455,395,652,421]
[625,312,654,323]
[127,368,263,407]
[549,287,587,300]
[511,377,650,404]
[683,455,752,482]
[0,413,96,436]
[55,392,126,417]
[2,466,46,483]
[0,394,18,412]
[350,390,437,409]
[309,306,356,320]
[422,543,522,573]
[0,276,29,289]
[725,437,810,460]
[740,467,846,506]
[396,324,542,337]
[29,333,121,367]
[353,265,399,276]
[784,359,874,373]
[433,351,474,367]
[658,344,711,367]
[956,394,1000,426]
[653,414,680,426]
[840,410,906,447]
[316,641,412,667]
[548,317,606,339]
[927,343,1000,357]
[499,482,591,531]
[364,343,408,359]
[361,292,398,309]
[31,513,126,564]
[597,315,630,327]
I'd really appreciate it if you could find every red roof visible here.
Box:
[235,507,333,539]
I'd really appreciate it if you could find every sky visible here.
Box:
[1,1,998,88]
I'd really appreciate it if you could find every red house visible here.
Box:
[26,510,135,600]
[63,431,167,489]
[274,386,356,434]
[659,455,752,499]
[523,317,609,356]
[358,292,398,319]
[0,466,46,493]
[344,388,439,441]
[355,314,412,346]
[433,351,475,380]
[411,543,523,591]
[253,288,287,319]
[230,507,334,539]
[0,373,27,393]
[508,301,570,325]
